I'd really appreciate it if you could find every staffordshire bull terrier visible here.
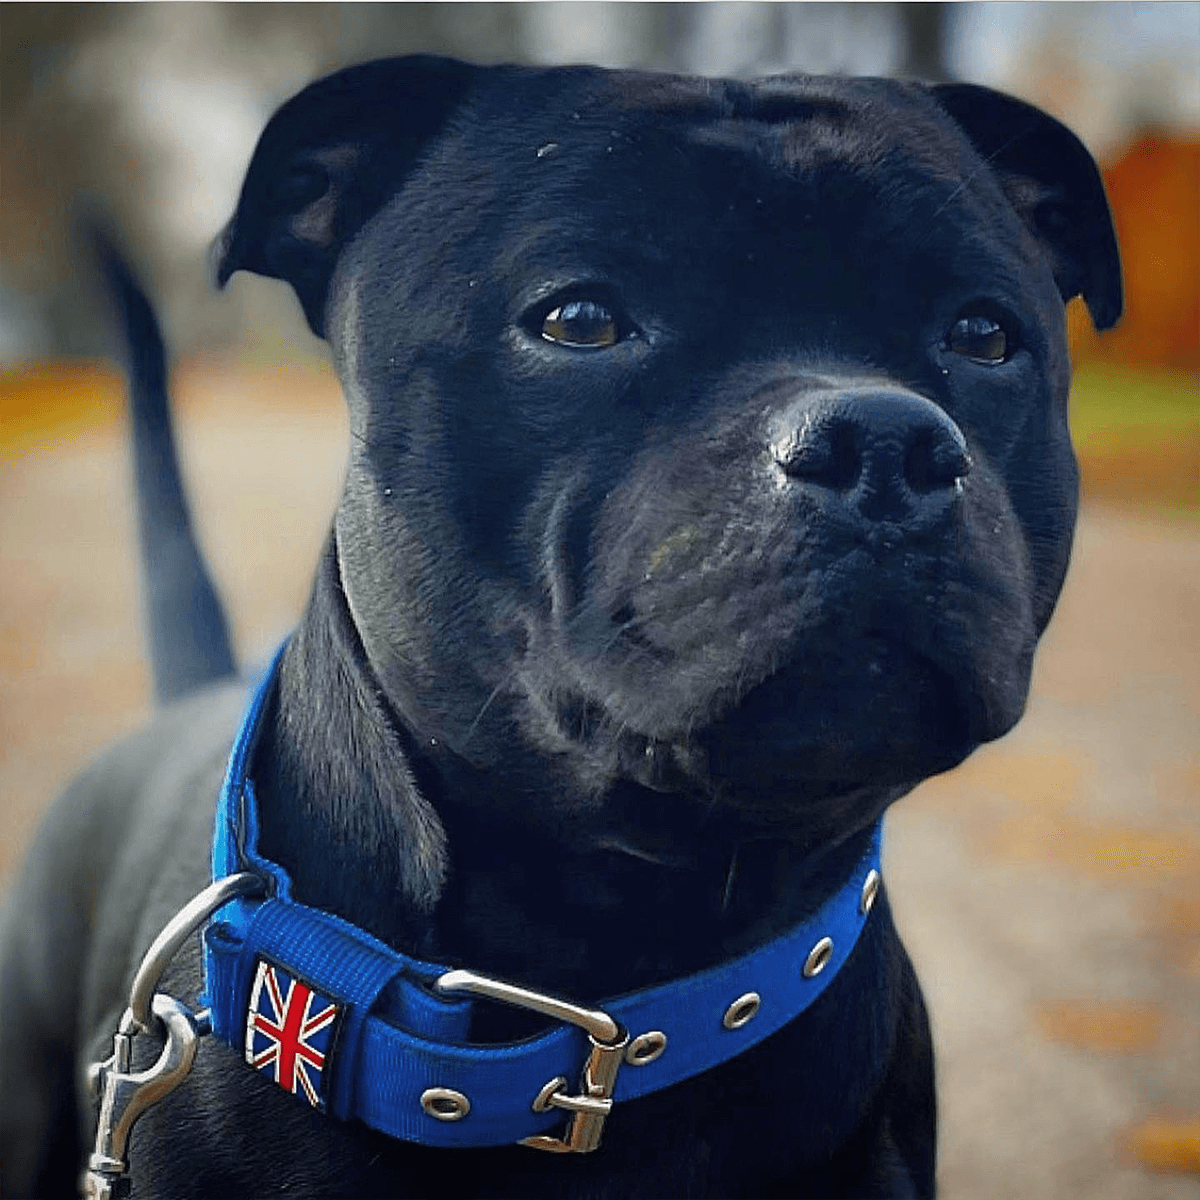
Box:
[0,56,1120,1199]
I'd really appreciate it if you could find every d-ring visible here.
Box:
[129,872,265,1031]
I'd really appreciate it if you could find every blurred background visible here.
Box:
[1,4,1196,1197]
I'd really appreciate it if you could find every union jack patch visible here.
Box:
[244,958,342,1109]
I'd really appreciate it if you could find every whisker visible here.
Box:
[914,129,1031,244]
[464,671,514,743]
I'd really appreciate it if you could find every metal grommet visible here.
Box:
[420,1087,471,1121]
[530,1075,569,1113]
[803,936,834,978]
[860,869,881,915]
[722,992,761,1030]
[625,1031,668,1066]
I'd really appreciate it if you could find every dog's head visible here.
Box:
[216,58,1120,856]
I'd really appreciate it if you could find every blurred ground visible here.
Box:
[0,360,1197,1197]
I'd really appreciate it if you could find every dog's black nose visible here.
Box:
[772,389,970,530]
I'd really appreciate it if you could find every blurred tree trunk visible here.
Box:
[899,3,947,81]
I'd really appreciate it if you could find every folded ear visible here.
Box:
[932,82,1123,330]
[213,56,478,336]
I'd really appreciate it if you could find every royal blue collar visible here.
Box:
[202,644,885,1152]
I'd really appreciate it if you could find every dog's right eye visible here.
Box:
[540,300,621,348]
[947,314,1010,364]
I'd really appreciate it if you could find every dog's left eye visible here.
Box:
[947,314,1009,364]
[541,300,620,348]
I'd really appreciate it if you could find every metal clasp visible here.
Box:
[81,872,265,1198]
[434,968,628,1154]
[83,996,203,1200]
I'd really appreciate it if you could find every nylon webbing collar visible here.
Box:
[203,643,885,1151]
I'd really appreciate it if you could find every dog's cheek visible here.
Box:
[944,295,1078,642]
[1014,351,1080,637]
[947,459,1042,733]
[1014,434,1079,637]
[335,478,491,722]
[962,396,1078,642]
[335,485,439,679]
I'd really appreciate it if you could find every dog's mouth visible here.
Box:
[523,605,994,825]
[542,689,711,792]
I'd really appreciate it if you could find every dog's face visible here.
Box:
[217,60,1120,851]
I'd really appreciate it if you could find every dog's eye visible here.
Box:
[541,300,620,348]
[947,314,1009,364]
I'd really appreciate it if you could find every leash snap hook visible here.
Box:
[82,995,202,1200]
[433,968,628,1154]
[81,871,265,1197]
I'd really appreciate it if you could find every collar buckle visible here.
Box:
[434,968,629,1153]
[520,1033,627,1153]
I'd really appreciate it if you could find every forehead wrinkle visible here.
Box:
[687,107,880,173]
[685,107,980,229]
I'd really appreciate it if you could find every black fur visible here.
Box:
[0,57,1119,1198]
[94,229,239,702]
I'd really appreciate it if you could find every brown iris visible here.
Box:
[541,300,620,348]
[948,314,1009,364]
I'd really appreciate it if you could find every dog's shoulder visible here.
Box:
[3,682,248,1022]
[0,680,249,1197]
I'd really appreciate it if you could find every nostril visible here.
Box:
[777,417,861,491]
[826,422,861,490]
[904,426,971,495]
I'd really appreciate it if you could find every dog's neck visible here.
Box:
[252,544,876,1009]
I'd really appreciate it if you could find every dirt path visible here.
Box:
[1,363,1197,1196]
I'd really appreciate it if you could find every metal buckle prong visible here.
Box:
[519,1033,628,1153]
[434,967,628,1154]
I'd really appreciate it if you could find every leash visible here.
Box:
[85,644,884,1190]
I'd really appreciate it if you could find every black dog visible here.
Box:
[0,57,1119,1199]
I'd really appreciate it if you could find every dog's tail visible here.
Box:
[92,228,238,703]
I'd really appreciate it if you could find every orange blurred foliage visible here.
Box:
[1070,135,1200,371]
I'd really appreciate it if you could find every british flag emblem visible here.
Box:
[244,958,341,1109]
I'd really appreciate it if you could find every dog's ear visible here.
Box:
[213,56,478,337]
[932,83,1122,330]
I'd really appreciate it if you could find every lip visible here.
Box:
[694,630,979,795]
[615,732,708,793]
